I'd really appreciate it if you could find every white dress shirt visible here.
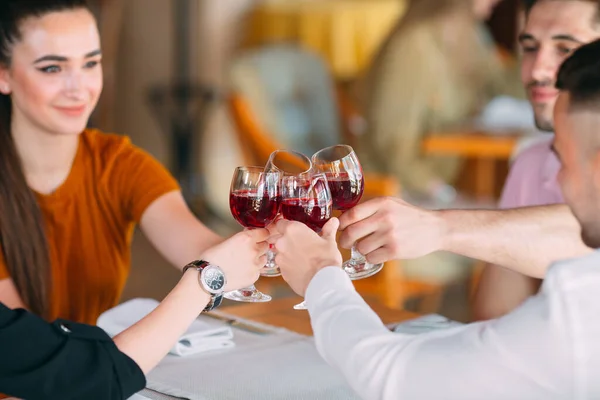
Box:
[305,251,600,400]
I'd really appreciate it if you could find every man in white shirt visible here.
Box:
[273,39,600,399]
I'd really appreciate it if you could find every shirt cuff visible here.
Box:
[305,267,355,311]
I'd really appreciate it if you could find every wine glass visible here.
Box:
[312,145,383,280]
[226,166,281,302]
[262,150,313,277]
[266,149,312,176]
[280,173,332,309]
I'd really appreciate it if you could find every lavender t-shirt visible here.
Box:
[499,136,564,208]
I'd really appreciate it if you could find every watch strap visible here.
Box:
[183,260,223,312]
[203,292,223,312]
[183,259,210,273]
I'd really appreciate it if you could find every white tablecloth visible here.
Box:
[126,312,360,400]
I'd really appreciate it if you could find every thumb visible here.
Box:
[246,227,269,243]
[274,218,294,235]
[321,217,340,240]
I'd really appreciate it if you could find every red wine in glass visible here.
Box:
[280,172,332,310]
[280,198,330,232]
[225,166,281,303]
[326,172,364,211]
[230,190,280,228]
[312,145,382,280]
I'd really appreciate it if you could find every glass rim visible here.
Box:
[281,171,327,182]
[234,165,281,175]
[267,149,312,175]
[312,144,355,164]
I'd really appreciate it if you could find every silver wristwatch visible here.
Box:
[183,260,226,312]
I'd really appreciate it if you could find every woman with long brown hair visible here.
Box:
[0,3,270,398]
[0,0,254,325]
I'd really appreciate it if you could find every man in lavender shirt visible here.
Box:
[472,136,565,318]
[500,139,563,208]
[334,0,599,317]
[472,0,598,319]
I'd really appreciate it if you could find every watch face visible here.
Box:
[203,267,225,292]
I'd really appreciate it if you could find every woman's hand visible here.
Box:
[199,229,269,291]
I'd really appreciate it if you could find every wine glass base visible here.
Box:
[293,301,307,310]
[260,265,281,277]
[224,289,272,303]
[343,260,384,280]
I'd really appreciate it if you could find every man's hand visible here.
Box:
[200,229,269,292]
[338,197,445,264]
[273,218,343,297]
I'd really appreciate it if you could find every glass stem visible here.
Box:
[351,244,367,263]
[239,285,257,296]
[266,244,276,267]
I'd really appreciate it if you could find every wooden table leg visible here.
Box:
[475,158,496,201]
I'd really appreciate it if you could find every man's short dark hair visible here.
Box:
[522,0,600,23]
[556,38,600,108]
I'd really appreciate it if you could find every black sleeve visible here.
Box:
[0,303,146,400]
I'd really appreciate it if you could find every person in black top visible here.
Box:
[0,229,269,400]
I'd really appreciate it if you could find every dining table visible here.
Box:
[132,296,418,399]
[219,296,419,335]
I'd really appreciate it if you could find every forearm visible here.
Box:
[114,271,210,373]
[306,268,568,400]
[140,191,224,269]
[472,263,542,321]
[168,229,223,269]
[439,204,591,278]
[306,267,406,399]
[152,225,223,270]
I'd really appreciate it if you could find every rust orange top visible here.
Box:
[0,129,179,324]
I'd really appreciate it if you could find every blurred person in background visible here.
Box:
[357,0,517,204]
[352,0,518,292]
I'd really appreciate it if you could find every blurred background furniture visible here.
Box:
[423,131,524,201]
[89,0,125,130]
[243,0,407,80]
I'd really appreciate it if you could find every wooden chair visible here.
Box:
[228,94,399,200]
[226,46,445,310]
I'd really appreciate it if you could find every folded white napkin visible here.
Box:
[391,314,464,335]
[97,298,235,357]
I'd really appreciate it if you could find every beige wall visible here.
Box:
[113,0,174,166]
[112,0,270,300]
[198,0,262,220]
[112,0,269,223]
